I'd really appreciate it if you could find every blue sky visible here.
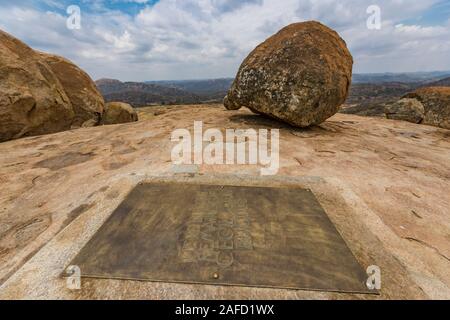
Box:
[0,0,449,81]
[38,0,159,15]
[407,0,450,25]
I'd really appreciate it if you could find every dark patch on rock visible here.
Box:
[87,186,109,199]
[106,190,120,200]
[0,213,52,252]
[0,247,10,259]
[34,152,95,170]
[68,203,94,219]
[98,186,109,193]
[38,144,59,151]
[103,161,130,170]
[61,203,95,230]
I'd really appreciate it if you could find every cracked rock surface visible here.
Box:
[0,105,448,299]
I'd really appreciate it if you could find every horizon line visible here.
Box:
[95,70,450,83]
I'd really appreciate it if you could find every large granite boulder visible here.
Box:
[38,52,104,128]
[102,102,138,125]
[224,21,353,127]
[0,30,74,142]
[385,98,425,124]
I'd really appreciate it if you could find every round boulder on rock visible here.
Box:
[224,21,353,127]
[102,102,138,125]
[0,30,74,142]
[403,87,450,129]
[38,52,105,128]
[385,98,425,124]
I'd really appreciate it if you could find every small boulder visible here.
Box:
[385,98,425,124]
[385,87,450,129]
[102,102,138,125]
[0,30,74,142]
[403,87,450,129]
[38,52,104,128]
[224,21,353,127]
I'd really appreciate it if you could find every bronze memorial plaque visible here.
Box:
[67,182,372,293]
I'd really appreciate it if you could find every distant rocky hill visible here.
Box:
[95,79,201,107]
[342,75,450,117]
[353,71,450,84]
[425,77,450,87]
[148,78,233,101]
[96,72,450,113]
[341,82,419,116]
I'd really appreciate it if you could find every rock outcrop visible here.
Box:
[224,21,353,127]
[384,98,425,124]
[102,102,138,125]
[0,104,448,299]
[38,52,104,128]
[385,87,450,129]
[0,30,74,142]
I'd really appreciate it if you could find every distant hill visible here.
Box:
[341,82,419,117]
[95,79,201,107]
[95,72,450,111]
[424,77,450,87]
[147,78,233,102]
[147,78,233,94]
[353,71,450,84]
[341,72,450,117]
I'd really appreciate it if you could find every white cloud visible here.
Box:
[0,0,449,80]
